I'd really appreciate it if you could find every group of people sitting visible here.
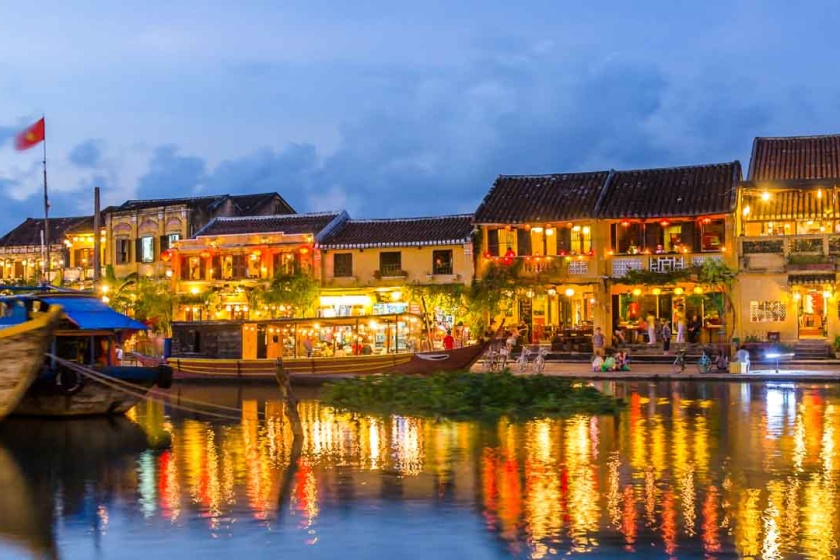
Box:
[592,349,630,372]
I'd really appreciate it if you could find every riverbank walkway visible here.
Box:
[473,361,840,382]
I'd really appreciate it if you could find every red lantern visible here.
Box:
[620,220,631,227]
[660,220,670,227]
[161,249,172,262]
[199,250,211,259]
[300,246,310,255]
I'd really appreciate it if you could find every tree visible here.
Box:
[465,261,523,334]
[256,268,320,318]
[132,277,177,336]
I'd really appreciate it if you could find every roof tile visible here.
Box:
[319,215,474,249]
[596,162,741,219]
[750,135,840,182]
[474,172,610,224]
[195,212,341,237]
[0,216,91,247]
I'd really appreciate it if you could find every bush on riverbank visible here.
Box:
[322,370,624,419]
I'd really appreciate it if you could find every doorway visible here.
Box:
[798,289,826,338]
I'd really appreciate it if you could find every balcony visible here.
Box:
[739,234,840,273]
[517,256,594,279]
[609,253,723,278]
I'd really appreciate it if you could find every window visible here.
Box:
[750,301,786,322]
[168,233,180,245]
[700,220,725,252]
[115,239,131,264]
[161,233,180,252]
[379,252,402,275]
[432,250,453,275]
[273,252,299,276]
[140,237,155,263]
[334,253,353,277]
[570,225,592,255]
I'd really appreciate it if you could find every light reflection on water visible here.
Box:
[0,381,837,558]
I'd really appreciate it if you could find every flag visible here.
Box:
[15,118,45,151]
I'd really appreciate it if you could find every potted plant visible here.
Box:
[833,335,840,359]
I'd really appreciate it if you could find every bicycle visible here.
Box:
[516,346,548,373]
[672,348,712,373]
[482,342,509,372]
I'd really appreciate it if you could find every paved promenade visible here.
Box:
[470,361,840,382]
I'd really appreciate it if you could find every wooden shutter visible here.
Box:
[487,229,499,256]
[681,221,697,253]
[557,227,572,254]
[211,256,221,279]
[180,256,190,280]
[160,235,170,252]
[516,228,531,256]
[233,255,247,278]
[134,239,142,263]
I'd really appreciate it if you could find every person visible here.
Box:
[602,354,616,372]
[734,345,751,372]
[443,330,455,350]
[674,307,686,344]
[646,311,657,345]
[614,350,630,371]
[715,349,729,371]
[661,320,672,353]
[303,335,314,357]
[592,327,606,358]
[592,354,604,372]
[517,321,529,344]
[505,329,517,353]
[115,344,124,363]
[613,328,626,346]
[687,314,701,344]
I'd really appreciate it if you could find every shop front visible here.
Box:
[611,285,724,345]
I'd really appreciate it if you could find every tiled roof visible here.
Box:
[229,193,295,215]
[741,189,837,221]
[749,135,840,182]
[318,215,474,249]
[595,162,742,219]
[0,216,90,247]
[474,172,610,224]
[195,212,343,238]
[114,195,225,213]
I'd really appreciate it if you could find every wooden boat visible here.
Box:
[0,291,172,417]
[155,341,489,381]
[0,305,63,422]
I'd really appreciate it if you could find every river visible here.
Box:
[0,381,836,559]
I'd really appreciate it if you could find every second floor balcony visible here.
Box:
[609,252,725,279]
[739,234,840,273]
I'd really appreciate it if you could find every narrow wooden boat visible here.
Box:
[0,305,62,422]
[156,341,488,380]
[0,291,172,418]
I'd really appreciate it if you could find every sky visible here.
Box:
[1,0,840,230]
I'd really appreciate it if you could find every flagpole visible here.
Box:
[42,115,49,285]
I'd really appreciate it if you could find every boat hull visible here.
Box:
[0,307,62,422]
[13,365,172,418]
[160,342,488,381]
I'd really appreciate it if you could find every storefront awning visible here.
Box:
[41,296,148,330]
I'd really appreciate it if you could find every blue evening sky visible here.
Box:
[1,0,838,227]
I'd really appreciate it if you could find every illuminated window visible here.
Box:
[432,250,453,275]
[749,301,786,322]
[140,237,155,263]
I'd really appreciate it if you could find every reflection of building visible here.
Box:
[599,163,741,345]
[736,135,840,343]
[106,193,294,279]
[474,172,610,341]
[0,216,89,283]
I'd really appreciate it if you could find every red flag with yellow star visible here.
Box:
[15,118,45,151]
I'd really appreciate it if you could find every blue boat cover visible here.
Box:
[40,296,148,331]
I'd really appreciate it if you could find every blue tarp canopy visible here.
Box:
[41,296,148,331]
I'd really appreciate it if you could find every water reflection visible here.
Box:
[0,382,839,558]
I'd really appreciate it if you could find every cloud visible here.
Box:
[68,139,104,168]
[0,126,15,149]
[135,145,206,200]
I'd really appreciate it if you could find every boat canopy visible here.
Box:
[40,296,148,331]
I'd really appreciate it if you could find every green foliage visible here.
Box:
[465,261,522,333]
[833,334,840,352]
[132,278,176,336]
[622,268,690,286]
[322,370,625,420]
[255,268,320,317]
[787,253,830,265]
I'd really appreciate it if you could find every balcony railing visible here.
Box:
[739,234,840,272]
[609,253,723,278]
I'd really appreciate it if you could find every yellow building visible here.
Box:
[598,163,741,346]
[317,215,475,347]
[61,214,106,287]
[735,134,840,346]
[105,193,294,279]
[171,211,347,321]
[0,216,89,284]
[473,172,610,343]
